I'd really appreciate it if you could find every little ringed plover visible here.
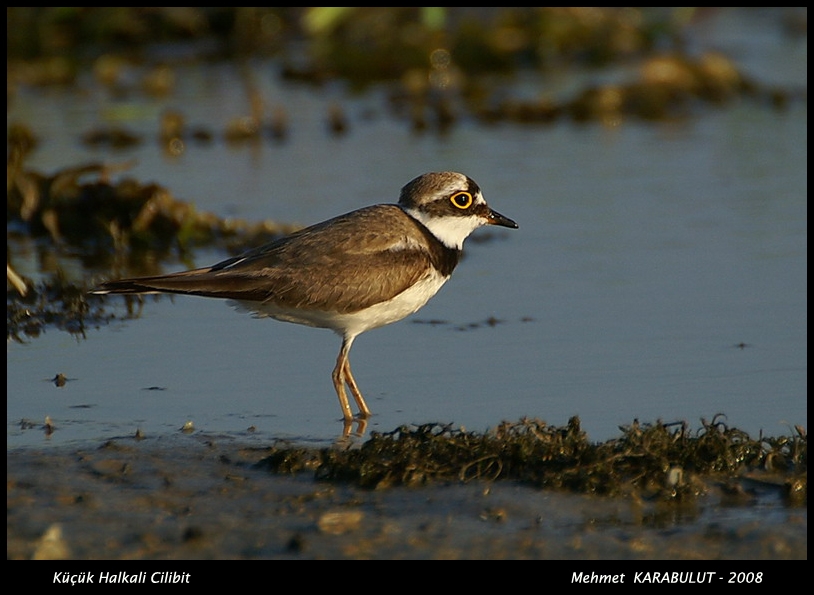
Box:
[92,171,518,426]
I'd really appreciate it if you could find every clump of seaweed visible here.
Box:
[256,416,806,504]
[6,268,126,342]
[6,152,300,341]
[7,155,297,262]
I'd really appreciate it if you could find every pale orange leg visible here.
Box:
[331,336,371,421]
[343,358,371,418]
[332,343,354,422]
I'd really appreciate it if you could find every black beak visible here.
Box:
[486,209,518,229]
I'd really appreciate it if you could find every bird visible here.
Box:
[92,171,517,428]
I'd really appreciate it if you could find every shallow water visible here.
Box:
[7,8,806,450]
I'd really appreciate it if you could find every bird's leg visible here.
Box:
[332,336,371,421]
[342,358,371,418]
[332,341,354,422]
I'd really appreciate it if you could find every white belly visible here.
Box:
[230,270,450,338]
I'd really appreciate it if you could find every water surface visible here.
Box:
[7,9,806,448]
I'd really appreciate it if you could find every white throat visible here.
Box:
[403,207,482,250]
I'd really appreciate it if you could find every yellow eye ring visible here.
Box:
[450,191,473,209]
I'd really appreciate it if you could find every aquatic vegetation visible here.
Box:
[256,417,807,504]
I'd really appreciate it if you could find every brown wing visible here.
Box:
[93,205,458,314]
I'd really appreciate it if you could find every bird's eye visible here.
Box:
[450,191,473,209]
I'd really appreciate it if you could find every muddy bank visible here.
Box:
[7,432,806,560]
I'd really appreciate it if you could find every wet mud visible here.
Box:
[8,425,806,560]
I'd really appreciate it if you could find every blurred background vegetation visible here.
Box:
[7,7,705,83]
